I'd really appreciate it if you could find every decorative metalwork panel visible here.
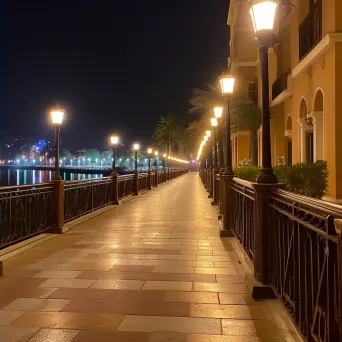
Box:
[64,177,113,222]
[138,173,148,192]
[230,178,255,260]
[268,189,341,341]
[118,174,135,199]
[0,183,55,249]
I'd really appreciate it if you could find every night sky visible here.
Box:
[3,0,230,151]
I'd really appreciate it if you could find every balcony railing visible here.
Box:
[299,0,322,60]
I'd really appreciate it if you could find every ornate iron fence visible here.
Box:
[64,177,113,222]
[138,173,148,192]
[118,174,135,199]
[268,189,341,341]
[0,183,55,248]
[229,178,255,260]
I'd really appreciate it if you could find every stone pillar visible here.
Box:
[112,173,120,205]
[220,175,234,237]
[50,180,67,234]
[297,118,311,163]
[133,172,139,196]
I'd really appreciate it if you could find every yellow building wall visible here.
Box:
[291,47,336,197]
[271,105,286,165]
[237,134,250,164]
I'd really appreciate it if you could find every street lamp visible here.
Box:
[249,0,278,183]
[133,143,140,173]
[50,106,65,180]
[110,134,119,174]
[214,106,223,119]
[218,72,235,176]
[147,148,153,189]
[210,118,218,170]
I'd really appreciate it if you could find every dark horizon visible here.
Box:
[3,0,230,151]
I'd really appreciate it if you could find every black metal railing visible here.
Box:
[230,178,256,260]
[0,183,55,248]
[64,177,113,222]
[268,189,341,341]
[138,173,149,192]
[118,174,135,199]
[299,0,322,60]
[272,73,289,101]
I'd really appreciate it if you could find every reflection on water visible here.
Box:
[0,169,104,186]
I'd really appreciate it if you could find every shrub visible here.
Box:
[234,161,329,199]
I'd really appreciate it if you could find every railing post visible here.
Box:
[112,173,120,205]
[335,219,342,340]
[133,172,139,196]
[212,172,219,205]
[148,170,152,190]
[220,175,234,237]
[50,180,66,234]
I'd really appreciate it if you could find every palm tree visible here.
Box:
[189,85,261,166]
[230,98,261,166]
[153,114,183,155]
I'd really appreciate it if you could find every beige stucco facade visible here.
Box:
[228,0,342,200]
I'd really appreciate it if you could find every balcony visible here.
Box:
[271,73,292,107]
[299,0,322,60]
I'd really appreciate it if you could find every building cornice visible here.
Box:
[292,33,342,79]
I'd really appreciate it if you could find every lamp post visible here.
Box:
[147,148,153,189]
[249,0,278,184]
[218,72,236,176]
[110,135,119,174]
[162,154,167,182]
[133,143,140,195]
[50,106,65,180]
[211,118,218,169]
[214,106,224,169]
[154,151,159,187]
[209,118,218,199]
[110,135,119,205]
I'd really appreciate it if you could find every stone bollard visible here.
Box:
[133,172,139,196]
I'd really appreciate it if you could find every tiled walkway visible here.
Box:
[0,173,302,342]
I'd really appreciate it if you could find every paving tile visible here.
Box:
[194,268,239,275]
[190,303,270,319]
[91,279,144,290]
[49,288,165,301]
[61,299,190,316]
[197,256,239,262]
[10,312,123,331]
[153,266,194,274]
[193,283,248,293]
[177,261,215,267]
[163,292,219,304]
[186,335,281,341]
[3,298,70,312]
[0,327,39,342]
[39,279,96,289]
[143,281,192,291]
[148,332,187,342]
[33,271,83,279]
[71,330,150,342]
[118,315,221,334]
[0,311,26,325]
[27,328,79,342]
[221,320,284,337]
[216,275,246,284]
[219,294,258,305]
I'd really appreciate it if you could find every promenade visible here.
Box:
[0,173,301,342]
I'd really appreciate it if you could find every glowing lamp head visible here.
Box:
[249,0,278,34]
[163,154,167,158]
[211,118,218,127]
[219,72,236,95]
[206,130,211,137]
[110,135,119,145]
[214,106,223,118]
[204,136,208,142]
[168,156,171,159]
[50,107,65,125]
[147,148,153,154]
[154,151,159,156]
[133,143,140,151]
